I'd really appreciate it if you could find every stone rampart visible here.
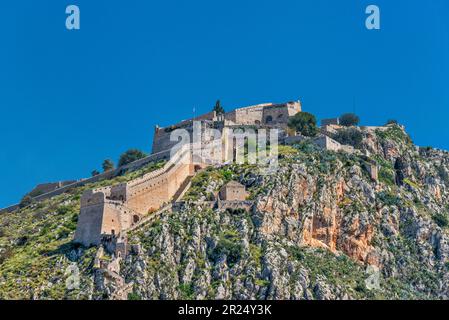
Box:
[74,145,195,246]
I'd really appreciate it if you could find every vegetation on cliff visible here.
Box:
[0,160,165,299]
[1,125,449,300]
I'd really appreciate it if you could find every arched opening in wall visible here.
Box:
[133,215,140,224]
[255,120,261,125]
[277,114,284,121]
[265,116,273,124]
[111,229,115,236]
[194,165,202,172]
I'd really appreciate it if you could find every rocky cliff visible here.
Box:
[1,125,449,299]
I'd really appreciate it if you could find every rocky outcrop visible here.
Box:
[96,125,449,300]
[2,124,449,300]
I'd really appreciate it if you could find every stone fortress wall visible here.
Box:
[74,101,301,246]
[78,101,391,298]
[74,144,197,246]
[29,181,77,196]
[224,101,301,126]
[0,148,174,214]
[151,101,301,154]
[1,98,386,260]
[151,111,218,154]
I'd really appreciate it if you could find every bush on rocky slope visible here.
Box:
[0,161,165,299]
[1,125,449,300]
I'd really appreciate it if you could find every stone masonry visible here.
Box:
[219,181,248,201]
[151,101,301,154]
[74,144,196,246]
[74,101,302,247]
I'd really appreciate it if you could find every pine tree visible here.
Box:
[102,159,115,172]
[213,100,225,115]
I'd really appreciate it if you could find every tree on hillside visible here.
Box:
[19,195,33,208]
[287,112,318,137]
[102,159,115,172]
[333,127,364,149]
[386,119,398,126]
[118,149,147,167]
[91,170,100,177]
[213,100,225,115]
[339,113,360,127]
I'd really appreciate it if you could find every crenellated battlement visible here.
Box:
[74,144,197,246]
[74,101,302,247]
[152,101,302,154]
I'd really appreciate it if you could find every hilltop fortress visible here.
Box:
[151,101,301,154]
[75,144,197,246]
[74,101,302,247]
[0,99,382,253]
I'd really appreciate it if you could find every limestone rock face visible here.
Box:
[112,126,449,300]
[2,125,449,300]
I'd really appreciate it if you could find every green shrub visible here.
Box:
[178,283,195,299]
[403,178,420,189]
[225,208,247,215]
[289,246,305,261]
[386,119,398,125]
[56,205,75,216]
[19,195,33,208]
[220,168,233,181]
[102,159,115,172]
[255,279,270,287]
[127,291,142,300]
[278,145,299,157]
[211,229,243,267]
[16,236,28,246]
[91,170,100,177]
[378,167,395,186]
[213,100,225,115]
[249,244,263,267]
[288,112,318,137]
[118,149,147,167]
[377,125,413,145]
[377,191,401,206]
[339,113,360,127]
[333,128,364,149]
[432,212,449,228]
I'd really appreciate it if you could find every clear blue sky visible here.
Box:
[0,0,448,207]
